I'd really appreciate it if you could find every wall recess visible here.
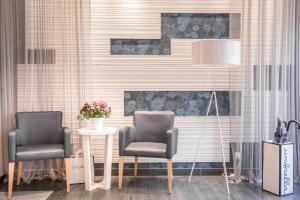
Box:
[124,91,241,116]
[111,13,240,55]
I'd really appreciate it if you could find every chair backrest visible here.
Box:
[134,111,174,143]
[16,111,63,146]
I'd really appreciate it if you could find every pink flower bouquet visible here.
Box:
[78,100,111,120]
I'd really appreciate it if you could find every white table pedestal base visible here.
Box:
[87,181,108,191]
[79,127,117,191]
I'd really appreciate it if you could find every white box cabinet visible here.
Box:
[70,154,94,184]
[262,141,293,196]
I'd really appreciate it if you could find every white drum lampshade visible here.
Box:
[192,39,240,65]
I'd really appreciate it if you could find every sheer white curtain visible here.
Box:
[17,0,90,183]
[238,0,296,182]
[293,0,300,183]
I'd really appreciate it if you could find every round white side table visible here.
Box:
[78,127,118,191]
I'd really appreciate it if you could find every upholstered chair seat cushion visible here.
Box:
[16,144,65,161]
[124,142,167,158]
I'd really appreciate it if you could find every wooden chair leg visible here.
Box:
[167,159,172,194]
[17,161,23,186]
[55,159,62,181]
[134,157,138,177]
[118,156,124,189]
[64,158,70,192]
[8,162,15,200]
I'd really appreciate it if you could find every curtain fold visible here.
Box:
[16,0,90,183]
[0,0,18,175]
[239,0,297,183]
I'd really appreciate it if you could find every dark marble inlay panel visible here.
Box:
[95,162,232,170]
[111,13,240,55]
[161,13,229,39]
[111,39,170,55]
[124,91,240,116]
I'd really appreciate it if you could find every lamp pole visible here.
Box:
[189,39,240,195]
[189,91,230,195]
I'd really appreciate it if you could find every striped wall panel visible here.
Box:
[17,0,243,163]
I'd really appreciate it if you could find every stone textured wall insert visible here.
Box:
[124,91,240,116]
[111,13,240,55]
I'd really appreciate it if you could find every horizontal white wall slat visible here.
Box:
[17,0,243,164]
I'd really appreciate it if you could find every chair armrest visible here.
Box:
[63,127,72,157]
[8,129,18,161]
[166,128,178,159]
[119,126,136,156]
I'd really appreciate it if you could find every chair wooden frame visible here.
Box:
[7,158,70,200]
[118,156,173,193]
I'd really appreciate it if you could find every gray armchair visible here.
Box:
[7,111,71,200]
[118,111,178,193]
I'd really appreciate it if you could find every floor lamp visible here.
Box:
[188,39,240,195]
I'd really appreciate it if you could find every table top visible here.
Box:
[78,127,118,136]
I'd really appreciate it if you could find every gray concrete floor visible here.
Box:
[1,176,300,200]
